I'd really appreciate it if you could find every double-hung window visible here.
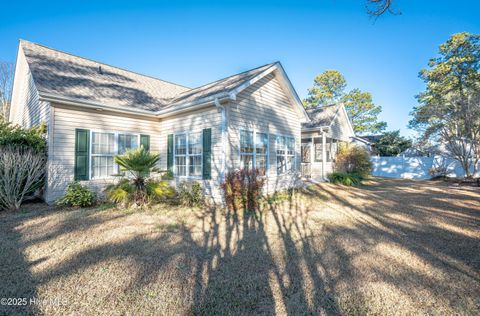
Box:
[240,130,254,170]
[240,130,269,175]
[118,133,139,154]
[91,132,116,179]
[276,135,295,174]
[255,132,268,175]
[90,132,140,179]
[175,134,187,176]
[174,133,202,177]
[188,132,203,177]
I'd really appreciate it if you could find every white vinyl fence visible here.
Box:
[371,156,479,179]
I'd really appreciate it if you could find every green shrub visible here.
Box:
[57,182,96,207]
[105,178,176,206]
[327,172,362,186]
[146,179,177,202]
[161,170,174,180]
[105,178,134,204]
[177,181,204,207]
[0,120,47,153]
[108,147,160,205]
[221,169,265,212]
[335,143,372,178]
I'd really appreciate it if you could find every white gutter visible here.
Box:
[214,98,227,183]
[39,92,235,118]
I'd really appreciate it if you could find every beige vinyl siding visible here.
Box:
[9,45,50,128]
[329,108,354,141]
[159,107,223,201]
[227,72,302,193]
[46,104,162,202]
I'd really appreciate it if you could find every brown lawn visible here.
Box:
[1,178,479,315]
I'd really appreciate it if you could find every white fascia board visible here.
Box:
[338,103,356,137]
[228,64,278,96]
[39,92,233,119]
[274,63,310,123]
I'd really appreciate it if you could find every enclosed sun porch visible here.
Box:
[300,127,340,181]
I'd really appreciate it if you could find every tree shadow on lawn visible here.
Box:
[314,179,480,312]
[0,212,39,316]
[1,179,479,315]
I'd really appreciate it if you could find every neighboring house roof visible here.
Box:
[360,134,383,143]
[18,40,308,120]
[302,103,342,129]
[400,147,427,157]
[351,136,373,145]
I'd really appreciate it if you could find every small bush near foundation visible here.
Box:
[0,146,46,211]
[178,181,204,207]
[335,143,372,178]
[221,169,265,212]
[161,170,174,180]
[327,172,362,186]
[105,178,176,206]
[57,182,96,207]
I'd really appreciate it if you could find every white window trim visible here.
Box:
[275,134,297,175]
[238,128,270,175]
[173,131,203,179]
[88,129,141,180]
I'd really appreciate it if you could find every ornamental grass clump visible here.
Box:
[0,120,47,211]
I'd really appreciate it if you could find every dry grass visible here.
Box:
[1,178,479,315]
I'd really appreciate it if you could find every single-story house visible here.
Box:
[9,40,355,203]
[300,103,355,181]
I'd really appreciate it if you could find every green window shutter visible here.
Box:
[202,128,212,180]
[167,134,174,172]
[74,129,90,181]
[140,134,150,151]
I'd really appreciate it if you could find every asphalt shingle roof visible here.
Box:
[20,40,276,112]
[302,103,341,129]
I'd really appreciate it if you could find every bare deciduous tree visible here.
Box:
[367,0,399,17]
[0,61,14,120]
[0,146,46,211]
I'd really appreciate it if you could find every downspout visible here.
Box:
[214,98,226,183]
[322,128,327,180]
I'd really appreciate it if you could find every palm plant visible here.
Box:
[107,146,161,205]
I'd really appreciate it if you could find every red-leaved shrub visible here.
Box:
[221,169,265,212]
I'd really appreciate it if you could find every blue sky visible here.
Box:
[0,0,478,136]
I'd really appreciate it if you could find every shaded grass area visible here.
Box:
[0,178,479,315]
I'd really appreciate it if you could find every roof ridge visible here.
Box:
[176,61,278,95]
[19,39,191,90]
